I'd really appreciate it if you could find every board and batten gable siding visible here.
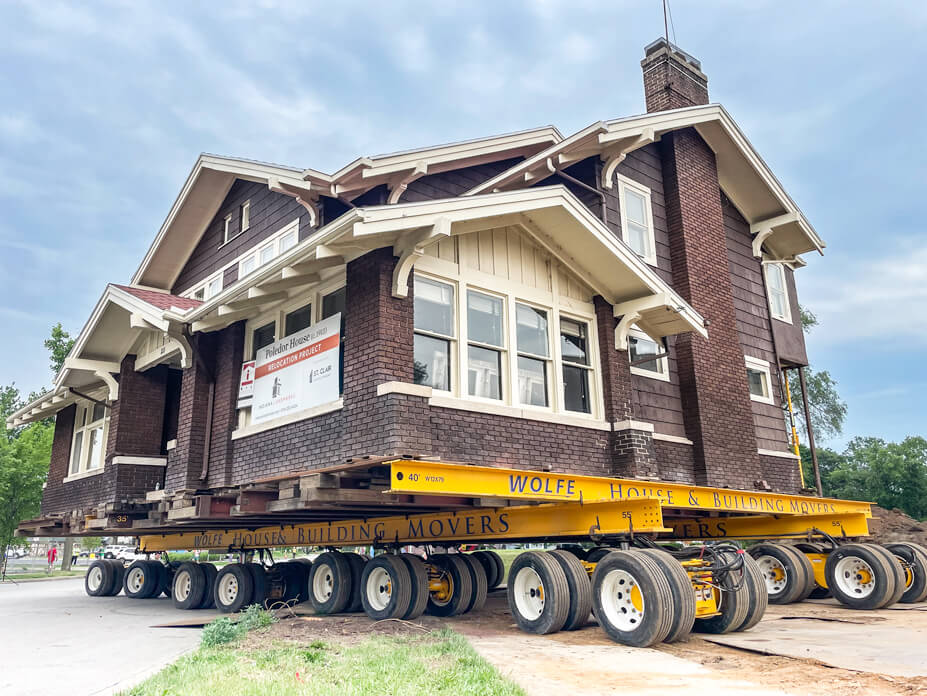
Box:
[722,194,791,452]
[171,179,313,296]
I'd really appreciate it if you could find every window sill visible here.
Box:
[770,314,793,326]
[112,456,167,467]
[758,448,799,460]
[652,432,694,445]
[749,394,775,406]
[428,393,611,431]
[63,468,105,483]
[630,366,671,382]
[231,399,344,441]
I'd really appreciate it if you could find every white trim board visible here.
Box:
[231,399,344,441]
[758,448,799,460]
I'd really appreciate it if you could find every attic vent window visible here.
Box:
[241,200,251,232]
[223,214,233,244]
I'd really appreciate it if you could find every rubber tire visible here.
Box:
[248,564,269,608]
[199,563,218,609]
[172,562,206,610]
[869,544,906,608]
[360,555,413,621]
[784,546,817,602]
[308,552,352,614]
[586,547,619,564]
[749,544,807,605]
[459,553,488,613]
[471,551,500,589]
[343,553,368,612]
[695,551,752,635]
[105,560,125,596]
[123,560,160,599]
[507,551,570,635]
[547,549,593,631]
[398,553,430,620]
[825,543,896,610]
[426,554,473,617]
[557,544,587,561]
[214,563,254,614]
[592,550,673,647]
[734,552,769,632]
[85,560,115,597]
[636,548,696,642]
[885,542,927,604]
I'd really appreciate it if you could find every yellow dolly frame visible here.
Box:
[113,460,924,648]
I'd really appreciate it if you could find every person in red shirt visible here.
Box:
[46,544,58,573]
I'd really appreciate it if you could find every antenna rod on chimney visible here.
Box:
[663,0,670,46]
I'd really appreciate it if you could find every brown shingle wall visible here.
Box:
[660,128,763,489]
[401,159,523,203]
[172,180,312,296]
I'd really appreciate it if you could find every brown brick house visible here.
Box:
[10,40,823,536]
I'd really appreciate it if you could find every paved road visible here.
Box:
[0,576,206,695]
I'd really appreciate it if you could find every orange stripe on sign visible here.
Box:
[254,334,340,380]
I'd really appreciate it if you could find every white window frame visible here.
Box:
[68,401,109,477]
[240,200,251,233]
[764,262,792,324]
[412,268,603,420]
[188,270,223,302]
[223,213,234,244]
[182,219,300,299]
[745,355,775,405]
[617,174,657,266]
[628,327,670,382]
[413,275,457,395]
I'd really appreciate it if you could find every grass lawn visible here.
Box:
[121,628,523,696]
[1,569,86,580]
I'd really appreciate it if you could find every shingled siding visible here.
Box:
[722,197,792,453]
[172,180,313,296]
[400,158,523,203]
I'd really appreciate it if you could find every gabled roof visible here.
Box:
[132,127,562,290]
[467,104,825,259]
[112,285,203,312]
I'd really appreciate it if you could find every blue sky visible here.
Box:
[0,1,924,448]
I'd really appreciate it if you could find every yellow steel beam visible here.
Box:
[387,460,872,517]
[667,513,871,540]
[138,498,668,552]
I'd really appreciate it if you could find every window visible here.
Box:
[467,291,504,400]
[207,275,222,299]
[280,229,298,253]
[745,356,774,404]
[323,287,347,394]
[628,329,669,381]
[223,214,233,244]
[192,287,205,301]
[560,318,592,413]
[240,255,257,277]
[252,322,276,360]
[260,243,275,266]
[516,304,550,407]
[240,200,250,232]
[413,277,454,391]
[70,402,106,475]
[765,263,791,323]
[284,304,312,337]
[618,176,656,265]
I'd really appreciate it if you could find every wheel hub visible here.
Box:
[513,566,546,619]
[834,556,876,598]
[599,568,645,632]
[756,555,789,595]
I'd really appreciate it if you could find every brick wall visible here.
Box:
[653,439,697,483]
[105,355,167,461]
[660,128,763,489]
[641,42,709,113]
[166,333,216,491]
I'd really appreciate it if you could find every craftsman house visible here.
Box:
[10,40,823,535]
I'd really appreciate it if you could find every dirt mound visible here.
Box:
[868,505,927,546]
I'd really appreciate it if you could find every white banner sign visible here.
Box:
[251,313,341,425]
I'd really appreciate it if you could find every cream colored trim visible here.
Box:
[165,439,177,451]
[231,399,344,441]
[758,448,799,460]
[616,174,657,266]
[111,456,167,467]
[62,467,105,483]
[745,355,775,405]
[628,327,671,382]
[428,394,611,431]
[653,432,694,445]
[377,381,433,398]
[612,419,655,433]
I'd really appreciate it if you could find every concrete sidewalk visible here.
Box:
[0,576,202,695]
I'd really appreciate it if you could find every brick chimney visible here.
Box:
[641,38,709,112]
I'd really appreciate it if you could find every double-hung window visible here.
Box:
[467,291,505,400]
[745,356,774,405]
[628,329,669,381]
[413,277,454,391]
[70,402,106,475]
[765,263,791,322]
[251,321,276,360]
[559,318,593,414]
[618,176,656,265]
[516,304,550,407]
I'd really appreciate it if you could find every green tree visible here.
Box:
[820,436,927,520]
[787,307,847,442]
[798,443,845,490]
[80,536,102,551]
[44,323,75,378]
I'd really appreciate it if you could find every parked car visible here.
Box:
[115,547,144,562]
